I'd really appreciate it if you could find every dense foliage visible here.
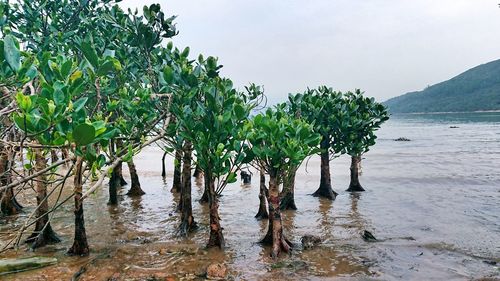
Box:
[0,0,389,263]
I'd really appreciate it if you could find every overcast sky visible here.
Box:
[119,0,500,104]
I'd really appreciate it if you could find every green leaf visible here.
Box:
[96,60,115,76]
[69,70,82,82]
[73,123,96,146]
[80,41,99,68]
[3,35,20,72]
[53,89,65,105]
[234,104,245,119]
[73,97,88,112]
[181,46,190,58]
[96,154,106,168]
[227,172,237,184]
[61,60,72,78]
[15,92,32,112]
[163,66,174,83]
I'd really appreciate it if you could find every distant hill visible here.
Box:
[384,59,500,113]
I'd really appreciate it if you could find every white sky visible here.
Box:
[119,0,500,104]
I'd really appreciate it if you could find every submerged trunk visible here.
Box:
[178,142,196,235]
[255,169,268,219]
[262,170,292,258]
[280,169,297,210]
[347,155,365,192]
[206,170,224,248]
[161,150,168,178]
[67,157,89,256]
[26,149,61,248]
[172,149,182,193]
[108,164,120,205]
[126,158,145,196]
[312,136,338,200]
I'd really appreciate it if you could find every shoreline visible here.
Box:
[390,110,500,115]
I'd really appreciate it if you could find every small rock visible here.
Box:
[449,126,459,128]
[206,263,227,280]
[394,137,411,141]
[361,230,377,242]
[301,235,321,249]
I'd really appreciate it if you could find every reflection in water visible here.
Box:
[347,192,369,234]
[129,197,143,212]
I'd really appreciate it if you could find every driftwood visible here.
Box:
[0,257,57,275]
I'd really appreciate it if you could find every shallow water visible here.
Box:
[1,112,499,280]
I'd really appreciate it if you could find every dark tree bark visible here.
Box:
[108,164,120,205]
[346,155,365,192]
[114,140,128,186]
[26,149,61,248]
[61,148,69,162]
[161,150,168,178]
[312,136,338,200]
[1,148,21,215]
[171,149,182,193]
[177,145,192,212]
[192,164,202,178]
[50,150,58,164]
[280,169,297,210]
[261,170,292,258]
[126,158,145,196]
[255,169,268,219]
[117,161,127,186]
[67,157,89,256]
[206,170,224,248]
[199,178,209,204]
[178,141,197,235]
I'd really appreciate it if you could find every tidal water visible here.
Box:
[1,112,499,280]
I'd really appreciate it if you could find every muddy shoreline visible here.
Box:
[1,115,500,280]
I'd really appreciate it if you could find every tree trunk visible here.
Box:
[193,164,202,178]
[161,150,168,178]
[61,148,70,167]
[347,155,365,192]
[206,170,224,248]
[117,161,127,186]
[171,149,182,192]
[178,141,196,235]
[262,170,292,258]
[178,145,192,212]
[108,164,120,205]
[67,157,89,256]
[199,178,209,203]
[50,150,58,164]
[280,169,297,210]
[126,158,145,196]
[255,169,268,219]
[312,136,338,200]
[0,148,20,215]
[114,140,128,186]
[25,149,61,248]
